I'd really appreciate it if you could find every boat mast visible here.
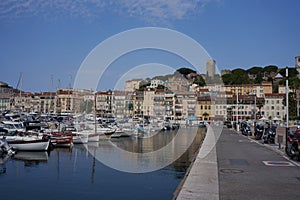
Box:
[17,72,23,111]
[94,91,97,134]
[50,74,53,113]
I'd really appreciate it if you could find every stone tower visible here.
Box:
[296,56,300,78]
[206,60,216,78]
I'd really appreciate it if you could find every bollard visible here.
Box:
[277,135,283,149]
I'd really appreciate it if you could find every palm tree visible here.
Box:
[202,112,209,120]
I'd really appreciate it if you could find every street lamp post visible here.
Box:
[253,93,257,130]
[236,89,239,132]
[286,66,289,151]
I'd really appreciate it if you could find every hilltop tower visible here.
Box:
[296,56,300,77]
[206,60,216,78]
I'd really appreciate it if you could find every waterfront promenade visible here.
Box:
[175,127,300,200]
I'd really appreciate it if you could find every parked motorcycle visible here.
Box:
[241,123,252,136]
[262,126,276,144]
[255,124,264,140]
[286,129,300,161]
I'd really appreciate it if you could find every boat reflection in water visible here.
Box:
[87,126,206,174]
[1,127,206,200]
[13,151,49,162]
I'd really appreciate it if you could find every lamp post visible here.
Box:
[253,93,257,130]
[285,66,289,151]
[236,89,239,132]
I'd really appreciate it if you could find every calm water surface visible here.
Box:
[0,127,204,200]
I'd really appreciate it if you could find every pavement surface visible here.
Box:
[176,127,300,200]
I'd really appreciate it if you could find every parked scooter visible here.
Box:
[241,122,252,136]
[255,124,264,140]
[286,129,300,161]
[262,126,276,144]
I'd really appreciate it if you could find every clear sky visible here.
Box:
[0,0,299,92]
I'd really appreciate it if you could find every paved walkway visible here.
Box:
[175,127,300,200]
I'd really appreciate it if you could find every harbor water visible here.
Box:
[0,127,205,200]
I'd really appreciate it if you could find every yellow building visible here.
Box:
[224,82,272,97]
[196,97,212,120]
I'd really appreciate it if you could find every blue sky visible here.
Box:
[0,0,299,92]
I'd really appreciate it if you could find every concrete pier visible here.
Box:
[175,126,219,200]
[174,126,300,200]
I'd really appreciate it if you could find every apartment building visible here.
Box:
[224,82,272,97]
[95,91,112,118]
[175,92,196,120]
[125,79,143,92]
[263,93,286,120]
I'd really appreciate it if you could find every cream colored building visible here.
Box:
[263,93,286,120]
[125,79,143,92]
[224,82,272,97]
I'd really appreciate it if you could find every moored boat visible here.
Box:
[88,133,99,142]
[49,132,73,147]
[72,133,88,144]
[7,138,50,151]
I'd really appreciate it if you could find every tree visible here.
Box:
[222,74,232,85]
[264,65,278,73]
[231,68,250,84]
[176,67,196,77]
[254,73,263,84]
[202,112,209,120]
[278,67,299,78]
[282,92,297,119]
[247,66,263,75]
[193,76,206,86]
[257,102,264,118]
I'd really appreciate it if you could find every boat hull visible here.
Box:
[88,134,99,142]
[73,134,88,144]
[50,133,73,147]
[8,139,50,151]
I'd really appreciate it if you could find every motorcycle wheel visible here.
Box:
[286,147,295,159]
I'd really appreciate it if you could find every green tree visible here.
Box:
[257,102,264,118]
[176,67,196,77]
[278,67,299,78]
[231,68,250,84]
[247,66,263,75]
[193,75,206,86]
[222,74,233,85]
[263,65,278,73]
[254,73,263,84]
[282,92,297,119]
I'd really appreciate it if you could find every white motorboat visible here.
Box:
[7,138,50,151]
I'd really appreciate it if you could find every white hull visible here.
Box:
[8,139,50,151]
[73,134,88,144]
[88,134,99,142]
